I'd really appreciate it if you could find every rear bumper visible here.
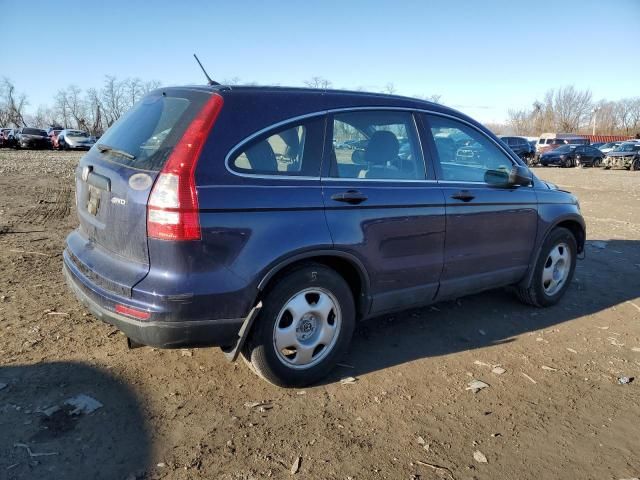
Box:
[63,259,243,348]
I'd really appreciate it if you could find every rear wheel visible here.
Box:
[242,264,355,387]
[516,227,577,307]
[631,158,640,171]
[594,158,602,168]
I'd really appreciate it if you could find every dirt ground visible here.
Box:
[0,149,639,480]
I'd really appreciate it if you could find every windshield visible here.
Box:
[553,145,576,153]
[23,128,46,136]
[67,130,89,137]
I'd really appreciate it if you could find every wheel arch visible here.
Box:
[256,250,371,319]
[518,215,585,289]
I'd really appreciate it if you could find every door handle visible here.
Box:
[451,190,475,202]
[331,190,368,204]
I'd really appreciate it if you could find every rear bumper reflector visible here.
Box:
[115,304,151,321]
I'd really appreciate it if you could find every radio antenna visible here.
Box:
[193,53,219,86]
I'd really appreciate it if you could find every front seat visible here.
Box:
[359,131,403,179]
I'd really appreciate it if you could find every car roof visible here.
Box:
[158,84,474,123]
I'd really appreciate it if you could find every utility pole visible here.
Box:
[592,107,600,136]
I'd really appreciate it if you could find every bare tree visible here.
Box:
[85,88,103,135]
[54,89,71,128]
[304,76,332,89]
[101,75,126,127]
[124,77,143,108]
[507,86,598,135]
[143,80,161,94]
[506,108,530,135]
[414,94,443,105]
[66,85,89,130]
[0,78,29,127]
[29,105,57,128]
[382,82,396,94]
[553,86,592,132]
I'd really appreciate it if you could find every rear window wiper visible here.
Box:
[96,143,136,160]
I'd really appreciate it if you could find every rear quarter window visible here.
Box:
[229,117,325,177]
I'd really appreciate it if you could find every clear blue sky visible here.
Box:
[2,0,639,123]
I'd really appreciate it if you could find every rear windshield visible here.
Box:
[95,91,204,171]
[23,128,46,136]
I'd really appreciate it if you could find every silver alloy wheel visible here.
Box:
[272,287,341,370]
[542,242,571,296]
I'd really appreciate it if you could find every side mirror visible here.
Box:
[508,164,532,186]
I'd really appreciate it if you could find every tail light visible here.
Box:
[147,94,224,241]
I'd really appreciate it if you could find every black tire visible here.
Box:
[516,227,577,308]
[631,158,640,171]
[594,158,602,168]
[242,263,356,387]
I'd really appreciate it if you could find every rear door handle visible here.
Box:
[331,190,368,205]
[451,190,475,202]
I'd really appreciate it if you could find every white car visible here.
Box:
[58,129,96,150]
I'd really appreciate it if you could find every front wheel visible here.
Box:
[242,264,355,387]
[516,227,577,307]
[631,158,640,171]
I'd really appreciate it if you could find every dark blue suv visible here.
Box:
[64,86,585,386]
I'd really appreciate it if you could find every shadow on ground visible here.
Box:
[0,362,149,480]
[319,239,640,384]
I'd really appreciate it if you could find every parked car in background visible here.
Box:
[536,133,589,158]
[598,141,622,155]
[46,125,64,135]
[63,85,585,387]
[539,144,579,167]
[57,129,96,150]
[0,128,15,147]
[590,142,604,149]
[500,136,535,163]
[48,128,64,149]
[602,142,640,171]
[15,127,50,149]
[574,145,605,168]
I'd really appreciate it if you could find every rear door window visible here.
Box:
[95,90,210,171]
[230,117,325,177]
[330,111,425,180]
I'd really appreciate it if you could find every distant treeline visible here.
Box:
[3,76,637,138]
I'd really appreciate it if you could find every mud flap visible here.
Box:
[221,302,262,362]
